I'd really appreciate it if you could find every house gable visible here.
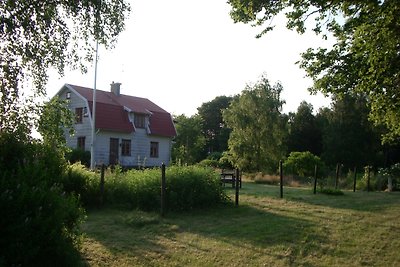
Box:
[65,83,176,137]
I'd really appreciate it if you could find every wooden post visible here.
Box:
[161,163,166,216]
[353,166,357,192]
[280,161,283,198]
[367,166,371,192]
[235,168,240,206]
[335,163,340,189]
[100,164,105,206]
[313,164,318,194]
[388,175,393,192]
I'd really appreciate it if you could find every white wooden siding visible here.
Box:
[58,87,93,152]
[94,130,171,167]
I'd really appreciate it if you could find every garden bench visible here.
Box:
[220,169,241,188]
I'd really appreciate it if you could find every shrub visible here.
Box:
[219,151,234,169]
[0,134,85,266]
[66,148,91,167]
[198,159,220,168]
[319,188,344,195]
[63,163,100,206]
[390,163,400,190]
[352,164,400,192]
[207,151,223,160]
[357,166,385,191]
[283,151,325,178]
[378,163,400,190]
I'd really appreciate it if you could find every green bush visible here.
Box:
[283,151,325,177]
[356,163,400,192]
[0,134,85,266]
[375,163,400,191]
[197,159,220,168]
[390,163,400,190]
[63,163,101,206]
[357,166,385,191]
[66,148,91,167]
[319,188,344,195]
[207,151,223,160]
[219,151,234,169]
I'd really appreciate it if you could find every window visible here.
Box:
[66,92,71,99]
[83,107,88,117]
[75,107,83,123]
[121,139,131,156]
[150,142,159,158]
[77,136,85,150]
[134,114,145,128]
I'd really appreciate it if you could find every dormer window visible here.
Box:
[134,114,145,128]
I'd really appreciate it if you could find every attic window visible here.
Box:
[134,114,145,128]
[66,92,71,99]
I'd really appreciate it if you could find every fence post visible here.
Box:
[280,160,283,198]
[367,166,371,192]
[100,164,105,206]
[335,163,340,189]
[161,163,166,216]
[313,164,318,194]
[353,166,357,192]
[235,168,240,206]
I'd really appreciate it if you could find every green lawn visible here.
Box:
[80,182,400,266]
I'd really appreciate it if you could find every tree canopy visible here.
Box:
[228,0,400,143]
[197,96,232,154]
[223,75,287,172]
[0,0,131,134]
[288,101,322,156]
[172,114,206,165]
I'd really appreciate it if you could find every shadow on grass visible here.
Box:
[81,203,327,266]
[238,182,400,212]
[80,182,400,266]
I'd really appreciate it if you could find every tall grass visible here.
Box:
[62,164,228,211]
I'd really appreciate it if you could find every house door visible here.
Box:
[109,138,119,165]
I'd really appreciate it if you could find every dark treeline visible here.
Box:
[172,81,400,173]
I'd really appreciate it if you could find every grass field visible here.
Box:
[80,182,400,266]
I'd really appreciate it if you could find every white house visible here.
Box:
[56,82,176,167]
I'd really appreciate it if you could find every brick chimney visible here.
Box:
[110,81,121,96]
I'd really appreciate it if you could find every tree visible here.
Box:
[197,96,232,154]
[38,97,74,152]
[228,0,400,143]
[287,101,322,156]
[283,151,324,178]
[318,94,383,168]
[172,114,206,165]
[223,75,287,172]
[0,2,130,264]
[0,0,131,134]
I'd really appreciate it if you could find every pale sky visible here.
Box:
[46,0,332,116]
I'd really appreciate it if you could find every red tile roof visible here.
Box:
[67,84,176,137]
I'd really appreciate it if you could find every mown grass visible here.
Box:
[80,182,400,266]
